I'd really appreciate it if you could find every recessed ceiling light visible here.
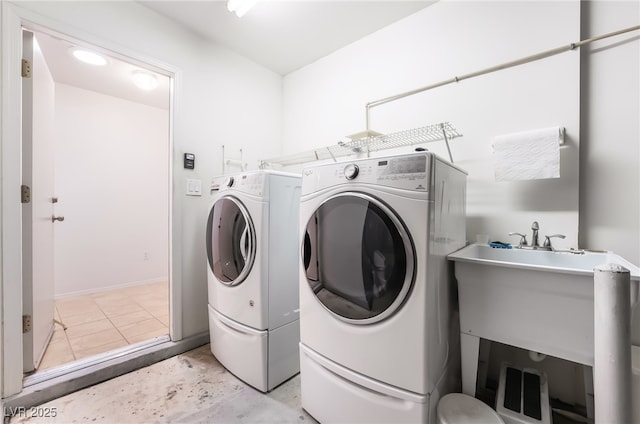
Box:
[70,48,107,66]
[132,71,158,91]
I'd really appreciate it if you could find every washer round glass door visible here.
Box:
[206,196,256,286]
[302,192,415,324]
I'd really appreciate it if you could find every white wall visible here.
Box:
[53,83,169,297]
[580,2,639,264]
[579,1,640,344]
[282,0,581,250]
[5,0,283,341]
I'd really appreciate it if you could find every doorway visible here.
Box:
[22,28,172,377]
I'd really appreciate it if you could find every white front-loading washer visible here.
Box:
[206,170,301,392]
[298,152,467,423]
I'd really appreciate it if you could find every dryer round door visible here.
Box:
[206,195,256,286]
[302,192,415,324]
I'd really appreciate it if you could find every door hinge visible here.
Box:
[23,315,32,333]
[21,185,31,203]
[21,59,32,78]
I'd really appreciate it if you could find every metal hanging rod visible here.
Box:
[365,24,640,131]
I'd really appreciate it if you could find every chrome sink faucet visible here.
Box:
[531,221,540,248]
[509,221,565,250]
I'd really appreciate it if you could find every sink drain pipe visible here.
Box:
[594,263,632,422]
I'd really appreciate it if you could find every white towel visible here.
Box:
[493,126,561,182]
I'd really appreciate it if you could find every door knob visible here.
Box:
[51,215,65,222]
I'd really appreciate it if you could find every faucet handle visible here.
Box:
[543,234,566,248]
[508,232,527,247]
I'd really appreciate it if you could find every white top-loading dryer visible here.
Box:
[206,170,301,392]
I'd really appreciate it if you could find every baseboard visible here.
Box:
[54,277,168,299]
[2,332,209,410]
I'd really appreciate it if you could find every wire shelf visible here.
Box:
[259,122,462,168]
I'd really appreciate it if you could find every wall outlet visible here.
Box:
[144,252,149,261]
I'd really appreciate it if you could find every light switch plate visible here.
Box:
[186,178,202,196]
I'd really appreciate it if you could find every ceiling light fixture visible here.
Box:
[227,0,259,17]
[70,48,107,66]
[132,71,158,91]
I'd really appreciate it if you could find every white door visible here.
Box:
[22,30,57,372]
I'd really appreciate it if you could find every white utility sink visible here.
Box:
[448,243,640,396]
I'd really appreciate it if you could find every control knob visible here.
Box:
[344,163,359,180]
[225,176,235,187]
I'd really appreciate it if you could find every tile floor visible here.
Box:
[12,344,314,424]
[38,281,169,372]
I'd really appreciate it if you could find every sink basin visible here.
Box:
[447,243,640,395]
[449,243,640,280]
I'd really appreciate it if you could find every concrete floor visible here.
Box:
[10,344,316,423]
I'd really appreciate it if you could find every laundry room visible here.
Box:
[0,1,638,423]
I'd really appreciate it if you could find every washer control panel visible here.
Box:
[213,172,266,197]
[302,153,432,194]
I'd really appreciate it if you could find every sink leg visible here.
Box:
[460,333,480,396]
[583,365,595,421]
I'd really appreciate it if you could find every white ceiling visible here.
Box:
[35,31,171,110]
[140,1,434,75]
[34,1,434,109]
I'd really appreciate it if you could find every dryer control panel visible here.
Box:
[302,152,432,195]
